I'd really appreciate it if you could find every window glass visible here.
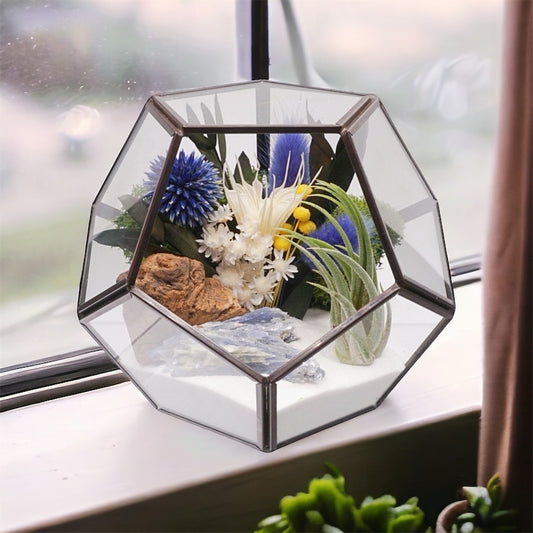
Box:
[0,0,502,369]
[268,0,503,258]
[0,0,240,366]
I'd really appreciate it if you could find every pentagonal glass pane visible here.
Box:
[161,81,363,127]
[79,110,173,305]
[83,293,260,446]
[276,293,445,445]
[348,106,452,300]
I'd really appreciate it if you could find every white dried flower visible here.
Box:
[266,249,298,281]
[243,234,272,264]
[208,203,233,224]
[224,233,250,264]
[197,223,233,262]
[224,162,306,239]
[214,264,244,290]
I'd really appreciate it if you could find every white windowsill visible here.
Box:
[0,283,483,533]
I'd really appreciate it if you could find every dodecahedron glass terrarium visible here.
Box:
[78,80,454,452]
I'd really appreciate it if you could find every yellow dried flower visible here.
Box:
[273,235,291,252]
[296,184,313,199]
[293,206,311,222]
[298,220,317,235]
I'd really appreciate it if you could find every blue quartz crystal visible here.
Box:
[145,307,324,384]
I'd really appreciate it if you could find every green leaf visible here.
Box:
[307,477,356,532]
[387,512,425,532]
[303,510,325,531]
[235,151,256,184]
[185,105,217,153]
[93,227,140,252]
[324,463,343,480]
[279,271,315,319]
[308,478,339,523]
[329,139,354,192]
[214,95,227,163]
[162,223,214,276]
[93,228,165,259]
[309,132,334,182]
[186,132,214,151]
[322,526,344,533]
[463,487,491,522]
[200,102,216,124]
[185,104,201,125]
[187,132,217,151]
[486,474,502,511]
[281,492,317,532]
[359,495,397,532]
[254,514,290,533]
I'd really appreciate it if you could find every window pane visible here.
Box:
[269,0,503,258]
[0,0,241,367]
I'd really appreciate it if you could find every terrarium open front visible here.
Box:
[78,81,454,451]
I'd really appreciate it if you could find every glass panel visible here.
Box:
[395,203,452,298]
[162,81,363,127]
[80,110,172,305]
[350,107,452,300]
[83,293,259,446]
[276,293,444,444]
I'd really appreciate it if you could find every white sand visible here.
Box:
[109,307,405,445]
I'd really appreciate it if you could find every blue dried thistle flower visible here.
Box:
[144,151,222,229]
[302,213,377,268]
[268,133,310,191]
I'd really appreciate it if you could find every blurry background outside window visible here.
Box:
[0,0,503,368]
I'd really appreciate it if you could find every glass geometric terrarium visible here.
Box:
[78,80,455,452]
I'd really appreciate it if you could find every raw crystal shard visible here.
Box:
[144,307,325,383]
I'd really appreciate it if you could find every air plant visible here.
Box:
[285,181,391,365]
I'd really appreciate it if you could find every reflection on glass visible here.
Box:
[163,82,363,127]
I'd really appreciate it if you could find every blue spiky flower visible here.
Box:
[268,133,311,192]
[144,151,222,229]
[301,213,378,268]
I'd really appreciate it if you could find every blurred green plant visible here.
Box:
[450,474,517,533]
[255,463,427,533]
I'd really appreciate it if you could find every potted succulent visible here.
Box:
[435,474,518,533]
[254,463,428,533]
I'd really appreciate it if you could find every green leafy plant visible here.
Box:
[255,464,427,533]
[450,474,518,533]
[94,192,216,274]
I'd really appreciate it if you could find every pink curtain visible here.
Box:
[477,0,532,529]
